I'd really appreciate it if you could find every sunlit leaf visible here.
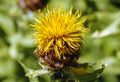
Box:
[71,63,105,82]
[91,17,120,38]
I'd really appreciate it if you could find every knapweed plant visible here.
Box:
[26,6,104,82]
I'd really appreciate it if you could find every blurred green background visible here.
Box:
[0,0,120,82]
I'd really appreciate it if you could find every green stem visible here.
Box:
[51,69,77,82]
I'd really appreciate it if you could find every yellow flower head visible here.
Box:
[33,7,87,60]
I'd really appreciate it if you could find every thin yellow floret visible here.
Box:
[33,7,87,59]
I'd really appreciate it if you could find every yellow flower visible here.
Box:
[33,7,87,60]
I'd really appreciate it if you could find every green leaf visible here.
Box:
[94,0,119,11]
[26,69,50,79]
[71,63,105,82]
[19,61,50,79]
[51,63,104,82]
[0,14,15,36]
[91,16,120,38]
[0,58,15,78]
[0,38,8,58]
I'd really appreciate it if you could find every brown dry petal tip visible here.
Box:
[35,49,80,70]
